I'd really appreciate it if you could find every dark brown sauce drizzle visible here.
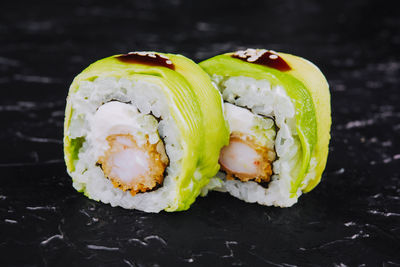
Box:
[116,52,175,70]
[232,49,291,71]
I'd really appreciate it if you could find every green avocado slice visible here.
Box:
[279,53,331,192]
[64,52,229,211]
[199,52,330,194]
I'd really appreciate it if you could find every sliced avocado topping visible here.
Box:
[278,53,331,192]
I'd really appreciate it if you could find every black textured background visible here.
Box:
[1,0,400,266]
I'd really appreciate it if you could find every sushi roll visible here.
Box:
[64,52,229,212]
[199,49,331,207]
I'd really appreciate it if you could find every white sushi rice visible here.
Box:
[210,75,317,207]
[66,76,182,212]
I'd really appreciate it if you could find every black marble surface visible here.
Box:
[1,0,399,266]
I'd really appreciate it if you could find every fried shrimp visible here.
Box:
[219,132,274,183]
[98,134,168,196]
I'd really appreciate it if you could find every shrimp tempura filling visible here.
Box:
[219,132,275,183]
[98,134,168,196]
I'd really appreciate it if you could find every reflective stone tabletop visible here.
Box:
[1,0,399,265]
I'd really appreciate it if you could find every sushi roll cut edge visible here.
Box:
[199,48,331,207]
[64,52,229,212]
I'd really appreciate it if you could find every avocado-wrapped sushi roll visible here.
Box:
[200,49,331,207]
[64,52,229,212]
